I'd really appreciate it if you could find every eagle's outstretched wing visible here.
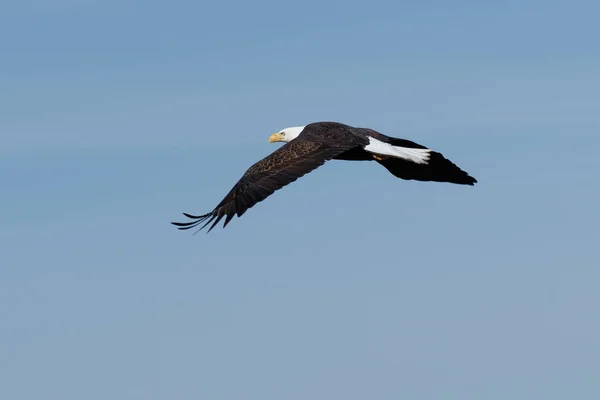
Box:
[172,129,365,233]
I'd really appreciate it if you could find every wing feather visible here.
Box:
[172,130,364,234]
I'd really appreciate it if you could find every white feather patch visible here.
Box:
[364,136,431,164]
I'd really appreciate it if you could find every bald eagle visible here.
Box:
[172,122,477,233]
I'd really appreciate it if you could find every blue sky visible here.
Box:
[2,1,599,399]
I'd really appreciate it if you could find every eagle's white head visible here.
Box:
[269,126,305,144]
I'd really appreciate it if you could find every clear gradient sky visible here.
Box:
[2,1,600,399]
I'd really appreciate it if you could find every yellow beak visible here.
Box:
[269,132,285,143]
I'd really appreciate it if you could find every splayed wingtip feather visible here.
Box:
[170,211,215,231]
[183,212,209,219]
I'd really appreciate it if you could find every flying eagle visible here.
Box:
[172,121,477,233]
